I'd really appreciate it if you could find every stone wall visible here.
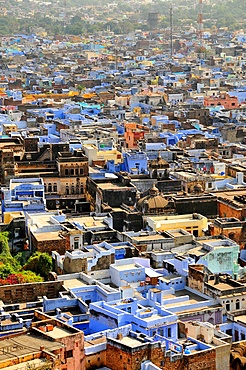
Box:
[105,339,217,370]
[0,281,64,304]
[188,265,205,294]
[32,234,67,254]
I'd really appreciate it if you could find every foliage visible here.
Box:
[0,232,44,285]
[0,271,42,285]
[20,270,43,283]
[14,251,31,266]
[0,263,17,279]
[0,0,244,35]
[0,232,21,271]
[23,252,52,280]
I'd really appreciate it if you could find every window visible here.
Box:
[74,241,79,249]
[70,168,74,175]
[65,169,69,175]
[193,230,199,237]
[48,183,52,192]
[75,168,79,175]
[167,327,171,337]
[53,184,57,192]
[226,301,230,311]
[236,300,240,310]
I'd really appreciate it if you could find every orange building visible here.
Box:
[204,93,239,109]
[124,123,149,149]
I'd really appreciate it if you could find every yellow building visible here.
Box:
[2,123,18,135]
[3,211,25,224]
[146,213,208,237]
[83,144,122,166]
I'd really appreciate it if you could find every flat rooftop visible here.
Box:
[85,336,107,348]
[174,289,207,302]
[62,278,88,290]
[33,231,63,242]
[0,333,63,363]
[69,216,106,229]
[43,326,73,339]
[133,234,167,242]
[235,315,246,325]
[114,263,141,271]
[206,281,239,291]
[214,189,246,208]
[114,336,145,348]
[4,359,51,370]
[10,180,42,191]
[99,183,132,191]
[28,213,55,228]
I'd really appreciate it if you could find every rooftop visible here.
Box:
[0,332,63,363]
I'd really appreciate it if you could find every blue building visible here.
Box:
[1,178,46,218]
[89,297,178,339]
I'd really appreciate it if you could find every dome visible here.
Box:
[146,195,168,210]
[193,183,203,193]
[136,193,168,213]
[149,183,159,196]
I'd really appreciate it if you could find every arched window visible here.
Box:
[236,299,240,310]
[226,301,230,312]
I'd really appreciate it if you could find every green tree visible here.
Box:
[0,263,16,279]
[0,232,44,285]
[23,252,52,280]
[20,270,43,283]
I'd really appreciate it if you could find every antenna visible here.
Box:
[170,5,173,60]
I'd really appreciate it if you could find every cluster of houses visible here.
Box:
[0,26,245,370]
